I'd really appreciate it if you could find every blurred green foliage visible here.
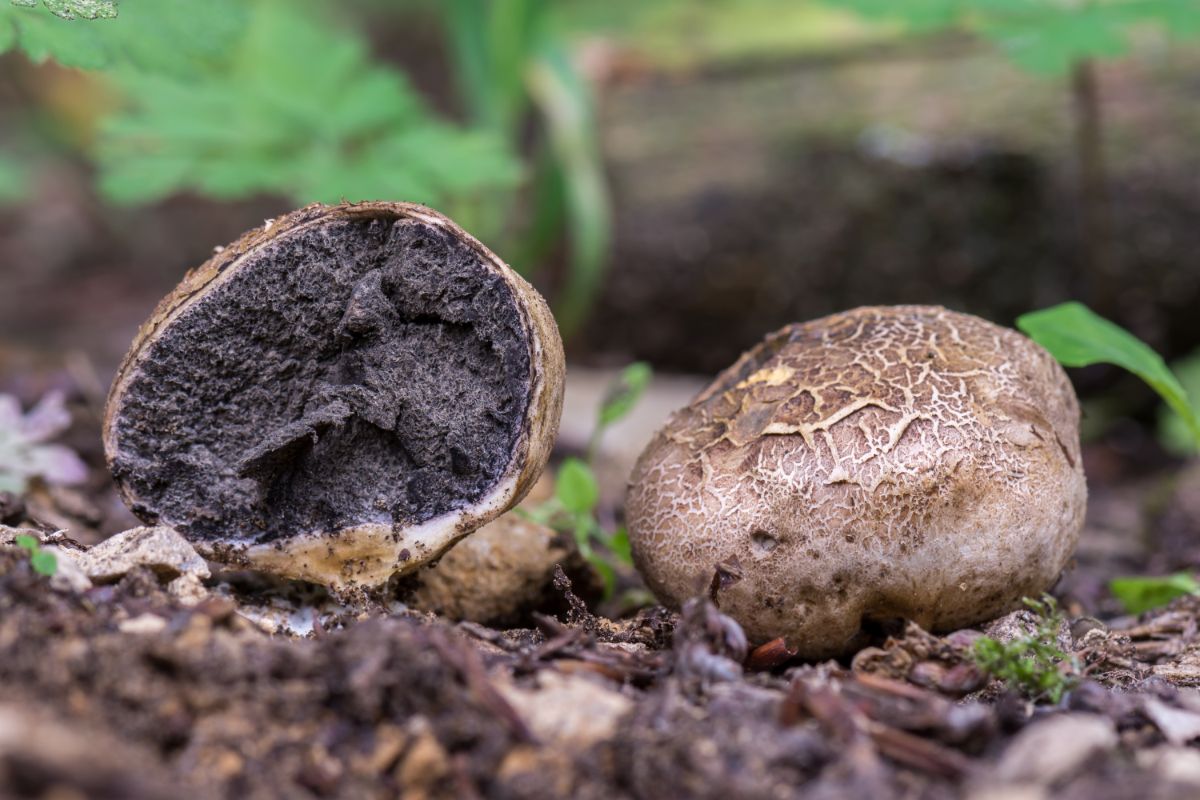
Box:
[0,154,26,204]
[1110,571,1200,614]
[443,0,609,337]
[7,0,1200,335]
[14,533,57,577]
[594,362,652,439]
[97,2,518,207]
[833,0,1200,73]
[556,0,880,66]
[1161,351,1200,455]
[1,0,243,73]
[1,0,607,331]
[1018,302,1200,449]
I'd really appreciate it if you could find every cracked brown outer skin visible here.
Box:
[103,201,565,591]
[626,305,1086,660]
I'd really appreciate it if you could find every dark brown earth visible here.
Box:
[5,536,1200,800]
[4,419,1200,799]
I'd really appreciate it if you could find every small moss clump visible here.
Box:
[972,595,1078,704]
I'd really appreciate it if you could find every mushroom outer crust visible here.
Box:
[626,305,1086,659]
[103,201,565,591]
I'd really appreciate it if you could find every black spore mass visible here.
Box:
[111,217,532,543]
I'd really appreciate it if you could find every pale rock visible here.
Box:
[498,669,633,749]
[118,613,168,635]
[75,525,210,583]
[990,713,1117,786]
[167,573,210,606]
[1136,746,1200,786]
[43,546,92,593]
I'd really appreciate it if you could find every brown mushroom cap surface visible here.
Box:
[626,305,1086,659]
[104,202,564,590]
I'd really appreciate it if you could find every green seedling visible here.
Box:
[527,362,651,597]
[14,533,57,577]
[972,595,1078,704]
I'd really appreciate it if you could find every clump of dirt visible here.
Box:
[0,549,533,799]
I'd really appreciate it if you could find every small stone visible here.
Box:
[1142,698,1200,746]
[75,526,210,584]
[1136,746,1200,786]
[396,718,449,795]
[118,613,168,635]
[497,669,633,749]
[940,662,989,695]
[983,609,1072,652]
[43,546,92,593]
[167,573,210,606]
[990,713,1117,786]
[0,525,45,546]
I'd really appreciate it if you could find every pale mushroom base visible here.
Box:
[202,469,526,591]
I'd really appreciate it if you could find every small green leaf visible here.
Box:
[598,362,652,429]
[588,553,616,598]
[14,533,38,552]
[555,457,598,514]
[1110,572,1200,615]
[1017,302,1200,446]
[0,151,28,204]
[608,525,632,566]
[30,549,57,576]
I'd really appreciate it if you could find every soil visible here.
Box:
[3,395,1200,799]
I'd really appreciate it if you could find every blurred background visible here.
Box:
[3,0,1200,557]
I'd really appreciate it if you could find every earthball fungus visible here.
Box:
[104,202,564,590]
[626,305,1086,659]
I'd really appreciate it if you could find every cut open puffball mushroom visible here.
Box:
[626,305,1086,660]
[104,202,564,590]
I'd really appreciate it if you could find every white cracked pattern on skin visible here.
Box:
[626,305,1087,660]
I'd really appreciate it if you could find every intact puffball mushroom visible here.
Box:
[104,202,564,591]
[626,305,1086,660]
